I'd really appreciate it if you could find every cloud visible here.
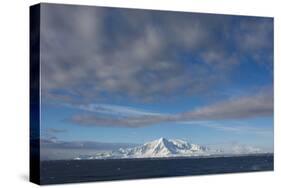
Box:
[178,121,272,136]
[41,128,67,140]
[235,18,273,53]
[71,114,170,128]
[180,89,273,121]
[73,103,165,117]
[40,4,273,104]
[40,138,138,160]
[41,138,137,150]
[45,128,67,133]
[69,89,273,128]
[234,18,273,69]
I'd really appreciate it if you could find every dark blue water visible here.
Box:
[40,154,273,185]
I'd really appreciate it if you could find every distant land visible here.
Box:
[68,137,266,160]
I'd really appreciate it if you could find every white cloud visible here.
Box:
[178,121,272,136]
[76,103,165,117]
[40,4,273,104]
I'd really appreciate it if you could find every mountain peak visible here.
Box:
[158,137,168,142]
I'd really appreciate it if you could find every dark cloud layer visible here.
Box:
[181,89,273,121]
[70,89,273,128]
[40,4,273,104]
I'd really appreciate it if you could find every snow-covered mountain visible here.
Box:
[73,138,266,160]
[89,138,216,159]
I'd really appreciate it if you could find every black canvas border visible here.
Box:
[30,3,41,185]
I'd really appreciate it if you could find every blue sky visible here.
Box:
[40,4,273,152]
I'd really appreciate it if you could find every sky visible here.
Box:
[39,3,274,154]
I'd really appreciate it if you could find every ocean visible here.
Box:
[40,154,273,185]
